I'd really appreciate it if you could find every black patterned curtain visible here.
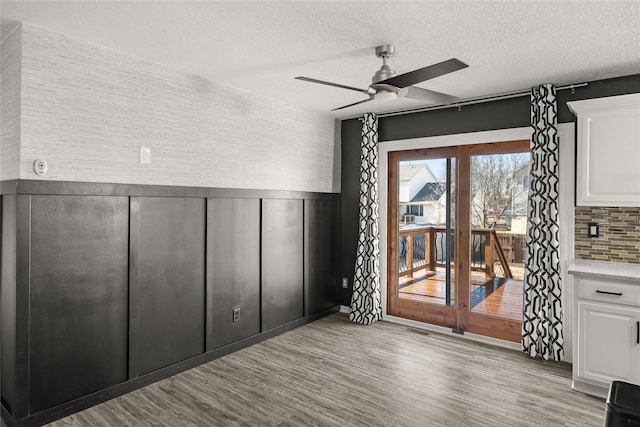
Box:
[522,84,563,361]
[349,113,383,325]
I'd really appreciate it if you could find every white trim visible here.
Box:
[378,127,532,348]
[557,122,576,362]
[567,92,640,112]
[339,305,350,314]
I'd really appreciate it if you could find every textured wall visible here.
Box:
[575,206,640,264]
[1,24,21,180]
[18,24,339,192]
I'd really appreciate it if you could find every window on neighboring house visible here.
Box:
[406,205,424,216]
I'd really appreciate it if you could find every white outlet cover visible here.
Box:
[140,146,151,164]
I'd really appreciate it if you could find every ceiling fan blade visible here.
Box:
[295,76,370,94]
[377,58,468,88]
[331,97,374,111]
[398,86,459,105]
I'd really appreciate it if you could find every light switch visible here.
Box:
[140,146,151,164]
[587,222,599,238]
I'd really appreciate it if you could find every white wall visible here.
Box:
[16,24,339,192]
[0,23,21,181]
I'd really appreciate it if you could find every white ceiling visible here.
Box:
[1,1,639,119]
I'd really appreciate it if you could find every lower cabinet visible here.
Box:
[573,272,640,398]
[577,301,640,386]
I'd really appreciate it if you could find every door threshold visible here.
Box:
[383,314,522,352]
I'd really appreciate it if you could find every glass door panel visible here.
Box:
[469,152,530,322]
[397,158,456,307]
[387,147,458,329]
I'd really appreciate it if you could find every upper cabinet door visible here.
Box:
[568,93,640,207]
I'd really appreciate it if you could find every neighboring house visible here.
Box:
[399,164,447,225]
[471,158,530,232]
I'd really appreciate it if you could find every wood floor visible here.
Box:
[399,270,523,321]
[45,313,605,427]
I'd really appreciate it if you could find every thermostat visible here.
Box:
[33,159,48,176]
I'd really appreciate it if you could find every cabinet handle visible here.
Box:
[637,322,639,345]
[595,290,623,296]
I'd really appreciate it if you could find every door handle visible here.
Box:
[596,290,623,296]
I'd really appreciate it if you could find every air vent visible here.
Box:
[406,328,430,336]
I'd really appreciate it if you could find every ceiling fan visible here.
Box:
[295,45,468,111]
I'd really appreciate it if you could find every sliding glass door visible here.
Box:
[387,147,458,328]
[387,140,530,342]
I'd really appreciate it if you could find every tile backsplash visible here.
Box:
[575,207,640,264]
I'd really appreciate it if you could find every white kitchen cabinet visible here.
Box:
[569,260,640,398]
[567,93,640,207]
[577,301,640,387]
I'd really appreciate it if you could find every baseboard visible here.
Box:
[1,306,339,427]
[339,305,349,314]
[571,379,609,400]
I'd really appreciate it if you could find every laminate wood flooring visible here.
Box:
[48,314,605,427]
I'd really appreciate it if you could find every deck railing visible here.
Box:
[398,226,513,279]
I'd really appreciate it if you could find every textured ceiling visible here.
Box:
[2,1,639,119]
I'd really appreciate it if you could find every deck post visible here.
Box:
[406,234,414,278]
[485,231,494,277]
[428,228,436,272]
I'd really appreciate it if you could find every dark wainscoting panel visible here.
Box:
[207,198,261,350]
[28,195,129,414]
[0,180,340,427]
[304,199,340,315]
[131,197,206,376]
[1,196,17,414]
[261,199,304,331]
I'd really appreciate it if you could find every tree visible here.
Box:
[471,153,530,229]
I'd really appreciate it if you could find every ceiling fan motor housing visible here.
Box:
[372,65,396,84]
[372,45,397,85]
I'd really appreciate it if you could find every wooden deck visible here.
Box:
[398,269,523,321]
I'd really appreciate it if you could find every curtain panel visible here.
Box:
[349,113,384,325]
[522,84,564,361]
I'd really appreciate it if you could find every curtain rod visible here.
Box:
[374,82,589,118]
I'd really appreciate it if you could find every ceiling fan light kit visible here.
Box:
[373,91,397,101]
[295,44,468,111]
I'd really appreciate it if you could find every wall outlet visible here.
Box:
[232,307,240,323]
[342,278,348,289]
[140,146,151,164]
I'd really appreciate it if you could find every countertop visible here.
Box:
[568,259,640,283]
